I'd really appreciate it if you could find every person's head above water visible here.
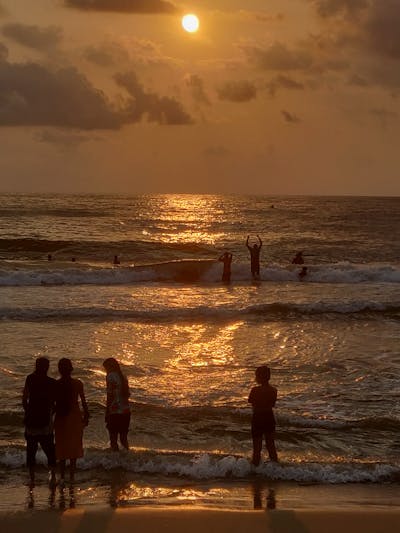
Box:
[255,365,271,385]
[103,357,121,373]
[58,357,73,377]
[35,357,50,375]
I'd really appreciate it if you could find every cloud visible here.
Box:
[83,41,130,67]
[114,71,193,125]
[36,129,99,148]
[216,80,257,102]
[266,74,305,96]
[2,23,62,50]
[241,42,314,71]
[0,58,192,129]
[184,74,210,105]
[65,0,178,14]
[281,110,301,123]
[203,145,230,158]
[365,0,400,59]
[311,0,368,18]
[0,41,7,61]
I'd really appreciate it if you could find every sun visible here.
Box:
[182,14,199,33]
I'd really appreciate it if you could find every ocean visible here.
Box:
[0,194,399,510]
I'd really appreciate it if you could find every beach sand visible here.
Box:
[2,507,400,533]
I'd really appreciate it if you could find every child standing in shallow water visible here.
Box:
[248,365,278,465]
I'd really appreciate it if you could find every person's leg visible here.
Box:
[69,459,76,484]
[119,413,130,450]
[109,431,119,451]
[39,434,56,486]
[26,435,38,487]
[252,435,263,466]
[265,433,278,462]
[119,431,129,450]
[59,459,66,485]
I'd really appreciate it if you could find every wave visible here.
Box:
[0,260,399,286]
[1,447,399,484]
[1,406,399,434]
[0,300,399,322]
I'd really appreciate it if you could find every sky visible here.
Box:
[0,0,399,195]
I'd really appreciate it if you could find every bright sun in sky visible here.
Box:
[181,14,199,33]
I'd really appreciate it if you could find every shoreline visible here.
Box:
[2,507,400,533]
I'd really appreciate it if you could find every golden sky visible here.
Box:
[0,0,399,195]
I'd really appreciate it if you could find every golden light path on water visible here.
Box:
[154,195,226,244]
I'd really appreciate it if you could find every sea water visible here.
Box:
[0,194,399,510]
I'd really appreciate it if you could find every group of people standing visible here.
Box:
[22,356,130,487]
[219,236,307,283]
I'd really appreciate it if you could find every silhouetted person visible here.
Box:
[103,358,131,451]
[292,251,304,265]
[218,252,233,283]
[113,255,120,265]
[47,254,52,261]
[248,365,278,465]
[54,358,89,485]
[246,235,262,279]
[298,266,308,281]
[71,257,76,262]
[22,357,56,488]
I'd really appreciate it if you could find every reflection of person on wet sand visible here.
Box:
[246,235,262,279]
[248,365,278,465]
[218,252,233,283]
[292,251,304,265]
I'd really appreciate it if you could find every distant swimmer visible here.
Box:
[113,255,120,265]
[246,235,262,280]
[218,252,233,283]
[298,266,308,281]
[292,251,304,265]
[47,254,52,261]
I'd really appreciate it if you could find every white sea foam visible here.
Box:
[1,448,398,483]
[0,261,399,286]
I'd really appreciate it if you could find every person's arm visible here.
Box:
[271,387,277,407]
[246,236,251,250]
[22,378,29,412]
[78,380,90,426]
[257,235,262,248]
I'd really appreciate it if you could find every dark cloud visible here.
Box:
[203,145,230,158]
[184,74,210,105]
[2,23,62,50]
[216,80,257,102]
[114,71,193,125]
[242,42,313,71]
[311,0,368,18]
[365,1,400,59]
[83,42,130,67]
[266,74,304,96]
[281,110,301,123]
[0,58,192,129]
[0,41,8,61]
[36,129,99,148]
[65,0,178,14]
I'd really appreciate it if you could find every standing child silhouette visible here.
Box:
[248,365,278,465]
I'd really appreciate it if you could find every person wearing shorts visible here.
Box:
[248,365,278,465]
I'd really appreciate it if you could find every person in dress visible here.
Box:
[54,358,89,485]
[22,357,57,488]
[103,358,131,451]
[248,365,278,465]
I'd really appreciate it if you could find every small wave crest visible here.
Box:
[0,260,399,287]
[1,447,399,484]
